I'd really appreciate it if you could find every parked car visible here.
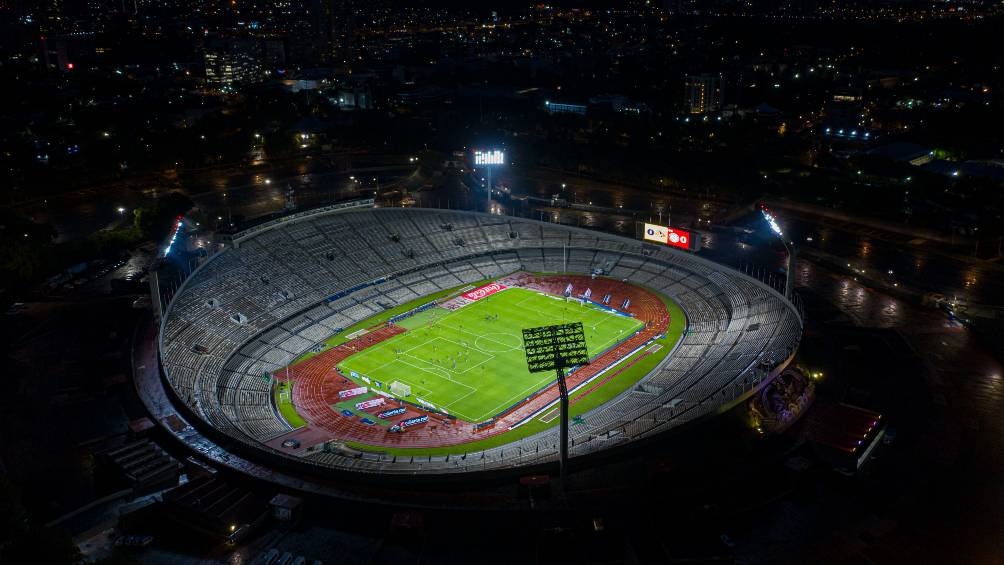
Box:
[114,534,153,548]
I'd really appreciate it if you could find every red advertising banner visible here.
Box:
[338,386,368,399]
[461,282,507,301]
[355,397,386,410]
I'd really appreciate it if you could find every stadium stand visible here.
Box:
[158,207,802,475]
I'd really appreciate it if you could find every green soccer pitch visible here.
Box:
[336,287,644,423]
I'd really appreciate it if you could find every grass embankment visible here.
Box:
[274,381,307,428]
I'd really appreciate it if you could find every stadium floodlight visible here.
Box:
[473,150,504,166]
[472,149,505,213]
[162,216,184,257]
[522,322,589,489]
[760,205,785,238]
[759,204,795,300]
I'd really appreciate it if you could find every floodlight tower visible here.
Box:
[760,204,796,299]
[473,149,504,213]
[522,322,589,489]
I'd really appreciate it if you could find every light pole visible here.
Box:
[760,204,796,300]
[473,149,504,213]
[522,322,588,491]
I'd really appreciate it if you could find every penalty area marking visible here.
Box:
[394,356,476,391]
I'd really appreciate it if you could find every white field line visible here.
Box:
[435,321,521,351]
[339,287,642,423]
[341,331,496,417]
[442,387,479,410]
[396,355,477,391]
[479,373,557,421]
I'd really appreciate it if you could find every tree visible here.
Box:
[0,527,83,565]
[131,191,194,240]
[0,212,57,286]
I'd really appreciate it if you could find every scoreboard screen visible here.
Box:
[641,222,694,251]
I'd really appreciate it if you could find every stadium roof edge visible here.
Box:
[230,198,375,245]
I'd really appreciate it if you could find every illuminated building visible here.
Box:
[684,74,722,115]
[544,100,587,115]
[203,41,262,90]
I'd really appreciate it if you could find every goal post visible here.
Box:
[278,382,292,403]
[390,380,412,398]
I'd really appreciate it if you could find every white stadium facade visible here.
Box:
[146,201,803,484]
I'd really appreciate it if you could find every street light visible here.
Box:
[760,204,796,300]
[117,206,126,214]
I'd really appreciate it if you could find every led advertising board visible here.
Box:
[643,223,692,251]
[338,386,368,399]
[377,407,407,419]
[355,397,386,410]
[390,415,430,432]
[473,150,505,165]
[461,282,507,301]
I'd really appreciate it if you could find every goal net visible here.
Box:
[390,381,412,398]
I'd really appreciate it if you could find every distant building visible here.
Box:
[162,476,268,542]
[38,33,96,71]
[805,402,884,473]
[864,143,933,166]
[831,89,863,103]
[204,39,262,90]
[589,94,648,114]
[332,86,372,110]
[544,100,587,115]
[310,0,355,65]
[281,68,340,92]
[97,438,182,492]
[822,88,874,141]
[684,74,723,115]
[269,493,304,525]
[261,39,286,67]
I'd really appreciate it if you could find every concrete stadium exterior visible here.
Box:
[145,203,802,485]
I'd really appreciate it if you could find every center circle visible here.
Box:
[474,332,523,353]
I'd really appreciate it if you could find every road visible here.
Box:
[21,151,1004,307]
[18,152,416,243]
[457,166,1004,306]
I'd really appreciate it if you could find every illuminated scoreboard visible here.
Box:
[473,150,505,166]
[640,222,696,252]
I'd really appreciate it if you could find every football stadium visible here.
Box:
[153,203,803,479]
